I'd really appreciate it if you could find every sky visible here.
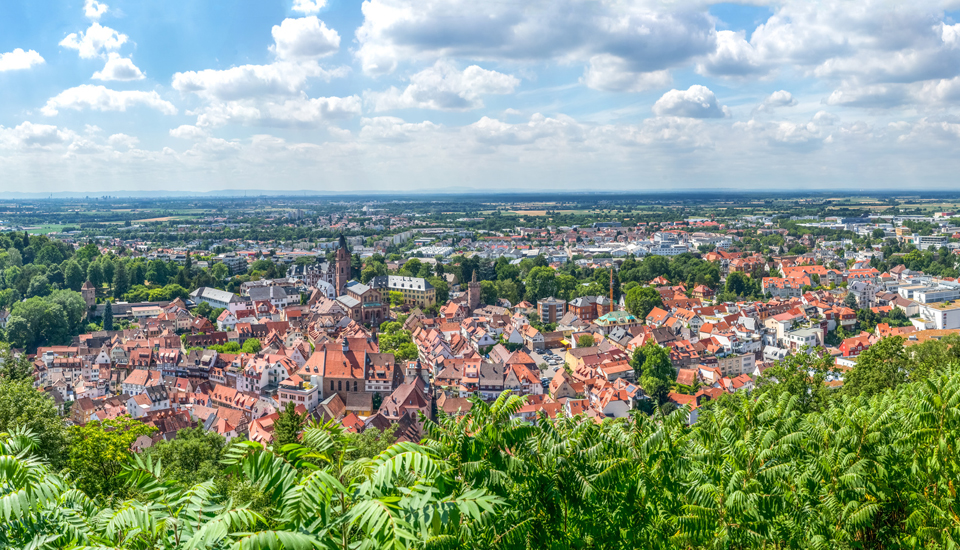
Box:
[3,0,960,194]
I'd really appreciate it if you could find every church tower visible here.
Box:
[467,269,480,311]
[335,234,351,296]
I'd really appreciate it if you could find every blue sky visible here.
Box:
[2,0,960,193]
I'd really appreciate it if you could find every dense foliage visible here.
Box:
[5,356,960,548]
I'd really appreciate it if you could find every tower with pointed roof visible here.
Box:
[81,280,96,310]
[335,234,351,297]
[467,269,480,312]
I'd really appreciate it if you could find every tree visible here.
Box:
[426,276,449,303]
[194,301,213,320]
[143,427,226,488]
[47,289,86,335]
[630,344,648,378]
[273,401,306,451]
[86,261,102,288]
[10,297,69,349]
[639,342,674,404]
[844,291,859,310]
[873,228,886,239]
[0,379,69,467]
[146,258,169,285]
[112,261,129,299]
[495,279,520,305]
[388,290,404,307]
[843,336,908,397]
[26,275,51,298]
[480,280,498,305]
[100,258,115,286]
[211,262,229,281]
[756,347,837,413]
[725,271,748,297]
[103,300,114,331]
[625,286,664,320]
[63,260,84,291]
[68,416,156,497]
[577,334,595,348]
[524,266,557,302]
[242,338,262,353]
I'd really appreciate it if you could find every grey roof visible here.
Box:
[249,286,299,301]
[190,287,244,304]
[369,275,434,291]
[337,296,361,308]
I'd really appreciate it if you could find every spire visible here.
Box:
[337,233,348,251]
[472,269,477,284]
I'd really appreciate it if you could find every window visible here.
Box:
[330,380,335,391]
[354,380,358,392]
[338,381,342,391]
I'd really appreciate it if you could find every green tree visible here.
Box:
[63,260,84,291]
[100,258,115,287]
[426,276,449,303]
[26,275,51,298]
[272,401,306,451]
[0,379,69,467]
[242,338,262,353]
[724,271,748,296]
[112,260,129,299]
[577,334,595,348]
[10,297,69,349]
[68,416,156,497]
[388,290,404,307]
[143,426,226,488]
[47,289,86,335]
[844,291,859,310]
[480,280,498,305]
[639,342,674,404]
[756,347,837,413]
[524,266,557,302]
[103,299,114,331]
[86,261,102,288]
[624,285,664,320]
[843,336,908,396]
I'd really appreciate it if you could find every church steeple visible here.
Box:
[335,233,351,296]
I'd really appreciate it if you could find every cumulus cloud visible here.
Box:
[84,0,108,20]
[355,0,715,75]
[173,61,345,101]
[92,53,145,81]
[754,90,798,114]
[582,54,671,92]
[270,16,340,60]
[366,60,519,111]
[292,0,326,15]
[107,133,139,148]
[653,85,730,118]
[360,116,442,142]
[0,121,72,149]
[697,30,769,78]
[169,125,209,140]
[0,48,45,71]
[41,85,177,116]
[59,22,128,59]
[192,95,362,127]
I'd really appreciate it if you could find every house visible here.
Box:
[378,378,432,422]
[839,333,872,357]
[189,287,248,313]
[521,325,545,351]
[122,369,161,396]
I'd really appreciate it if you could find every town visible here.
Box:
[2,192,956,445]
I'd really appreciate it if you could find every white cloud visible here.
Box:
[360,116,442,142]
[169,125,209,140]
[653,85,730,119]
[0,121,72,149]
[84,0,108,20]
[754,90,798,113]
[582,54,671,92]
[59,22,128,59]
[697,30,769,78]
[0,48,44,71]
[93,53,145,81]
[270,16,340,60]
[355,0,715,75]
[107,133,139,148]
[193,95,361,127]
[366,60,519,111]
[292,0,326,15]
[173,61,346,101]
[41,85,177,116]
